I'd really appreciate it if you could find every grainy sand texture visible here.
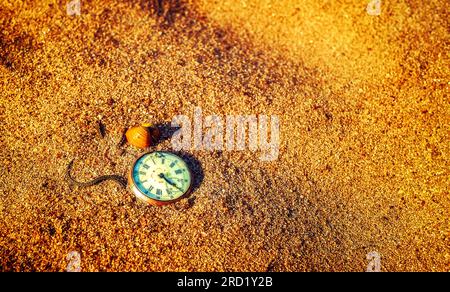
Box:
[0,0,449,271]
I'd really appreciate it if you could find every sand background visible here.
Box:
[0,0,448,271]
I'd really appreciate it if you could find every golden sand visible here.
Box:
[0,0,448,271]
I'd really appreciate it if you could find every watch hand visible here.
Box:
[159,173,183,192]
[162,180,174,194]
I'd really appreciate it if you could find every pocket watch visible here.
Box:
[128,151,193,206]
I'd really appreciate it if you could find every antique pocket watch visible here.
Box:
[66,150,193,206]
[128,151,193,206]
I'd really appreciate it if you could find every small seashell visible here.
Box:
[125,124,160,149]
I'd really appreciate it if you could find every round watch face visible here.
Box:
[129,151,192,206]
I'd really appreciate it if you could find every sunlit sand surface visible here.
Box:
[0,0,448,271]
